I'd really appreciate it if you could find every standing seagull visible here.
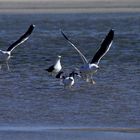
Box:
[56,71,80,88]
[46,55,62,75]
[0,24,35,70]
[61,29,114,83]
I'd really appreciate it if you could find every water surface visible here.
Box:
[0,13,139,132]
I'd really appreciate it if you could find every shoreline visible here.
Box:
[0,126,140,140]
[0,126,140,133]
[0,1,140,13]
[0,8,140,14]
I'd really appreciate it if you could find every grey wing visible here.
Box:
[61,30,88,64]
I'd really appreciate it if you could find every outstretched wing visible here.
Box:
[45,65,54,72]
[61,30,88,64]
[90,29,114,64]
[7,24,35,52]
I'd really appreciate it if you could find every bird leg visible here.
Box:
[90,74,96,84]
[0,64,2,70]
[90,79,96,84]
[6,61,10,71]
[85,74,96,84]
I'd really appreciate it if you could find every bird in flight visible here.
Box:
[0,24,35,70]
[61,29,114,84]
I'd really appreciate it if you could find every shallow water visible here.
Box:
[0,12,139,131]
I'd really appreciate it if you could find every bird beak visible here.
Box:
[58,55,61,58]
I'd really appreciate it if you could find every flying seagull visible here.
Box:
[46,55,62,75]
[56,71,80,88]
[0,24,35,70]
[61,29,114,83]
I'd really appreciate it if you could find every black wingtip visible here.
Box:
[31,24,36,29]
[61,30,69,41]
[108,29,114,39]
[90,29,115,64]
[45,68,51,72]
[56,71,64,79]
[30,24,35,28]
[28,24,35,33]
[103,29,114,43]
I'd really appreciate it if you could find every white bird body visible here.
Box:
[56,71,80,88]
[53,57,62,73]
[61,29,114,83]
[63,76,74,88]
[46,55,62,75]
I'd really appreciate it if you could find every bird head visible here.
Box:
[58,55,61,59]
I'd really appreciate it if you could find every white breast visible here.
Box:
[54,60,62,73]
[63,77,74,88]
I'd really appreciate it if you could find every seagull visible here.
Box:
[0,24,35,70]
[56,71,80,88]
[46,55,62,75]
[61,29,114,83]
